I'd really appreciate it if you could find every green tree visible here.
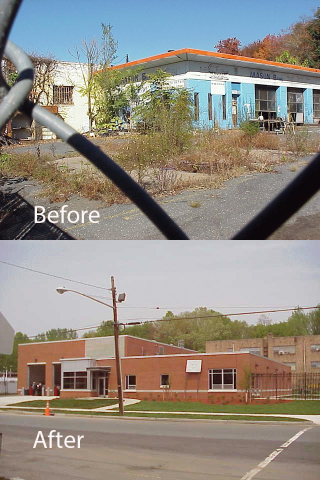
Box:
[308,305,320,335]
[95,320,116,337]
[134,69,194,152]
[0,332,30,372]
[34,328,77,342]
[71,22,118,131]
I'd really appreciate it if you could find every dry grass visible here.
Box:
[1,128,318,204]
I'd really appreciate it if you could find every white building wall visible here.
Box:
[53,61,90,134]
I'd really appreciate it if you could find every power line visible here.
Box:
[25,305,319,338]
[0,260,111,291]
[122,306,319,326]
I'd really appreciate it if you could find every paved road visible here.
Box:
[2,146,320,239]
[0,413,319,480]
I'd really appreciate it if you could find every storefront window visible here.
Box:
[63,371,87,389]
[255,86,276,119]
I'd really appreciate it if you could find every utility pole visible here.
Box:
[111,276,124,415]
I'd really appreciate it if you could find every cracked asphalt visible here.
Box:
[1,153,320,239]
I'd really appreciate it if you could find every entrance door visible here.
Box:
[98,378,105,396]
[98,376,109,396]
[232,96,238,126]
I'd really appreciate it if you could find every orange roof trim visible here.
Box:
[111,48,320,74]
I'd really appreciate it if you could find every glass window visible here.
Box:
[125,375,136,390]
[63,371,87,389]
[160,374,170,387]
[310,344,320,352]
[273,346,296,355]
[287,88,304,115]
[209,368,237,390]
[313,90,320,118]
[255,86,277,118]
[311,361,320,368]
[239,347,261,355]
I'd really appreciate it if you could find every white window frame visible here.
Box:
[208,368,237,391]
[125,375,136,391]
[62,371,87,390]
[160,374,170,388]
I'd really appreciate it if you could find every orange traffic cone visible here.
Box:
[44,399,54,416]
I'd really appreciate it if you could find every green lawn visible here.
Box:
[0,408,307,422]
[8,398,119,409]
[124,400,320,415]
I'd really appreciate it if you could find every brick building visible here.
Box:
[206,334,320,373]
[18,335,290,403]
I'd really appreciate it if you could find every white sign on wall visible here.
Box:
[211,81,225,95]
[186,360,202,373]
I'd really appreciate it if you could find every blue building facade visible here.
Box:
[115,48,320,129]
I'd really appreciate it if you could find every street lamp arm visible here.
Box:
[56,288,114,310]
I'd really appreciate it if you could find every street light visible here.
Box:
[56,276,124,415]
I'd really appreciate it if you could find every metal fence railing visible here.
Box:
[1,0,320,240]
[251,372,320,400]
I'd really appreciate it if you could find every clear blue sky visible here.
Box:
[8,0,319,64]
[0,241,319,337]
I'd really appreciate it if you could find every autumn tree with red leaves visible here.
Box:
[215,37,241,55]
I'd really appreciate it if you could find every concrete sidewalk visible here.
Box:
[124,410,320,425]
[0,395,139,412]
[1,396,319,424]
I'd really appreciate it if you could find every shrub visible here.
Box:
[240,120,260,138]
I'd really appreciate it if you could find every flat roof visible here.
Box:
[111,47,320,76]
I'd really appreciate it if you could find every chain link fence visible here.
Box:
[1,0,320,239]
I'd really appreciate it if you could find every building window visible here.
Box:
[273,346,296,355]
[311,361,320,369]
[63,371,87,389]
[239,347,261,355]
[283,362,296,371]
[313,90,320,118]
[208,93,212,121]
[160,374,170,388]
[53,85,74,105]
[287,88,304,120]
[208,368,237,390]
[125,375,136,390]
[158,346,164,355]
[255,86,276,119]
[310,344,320,352]
[194,93,199,121]
[222,95,226,120]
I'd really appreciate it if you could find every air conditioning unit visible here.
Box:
[279,351,285,355]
